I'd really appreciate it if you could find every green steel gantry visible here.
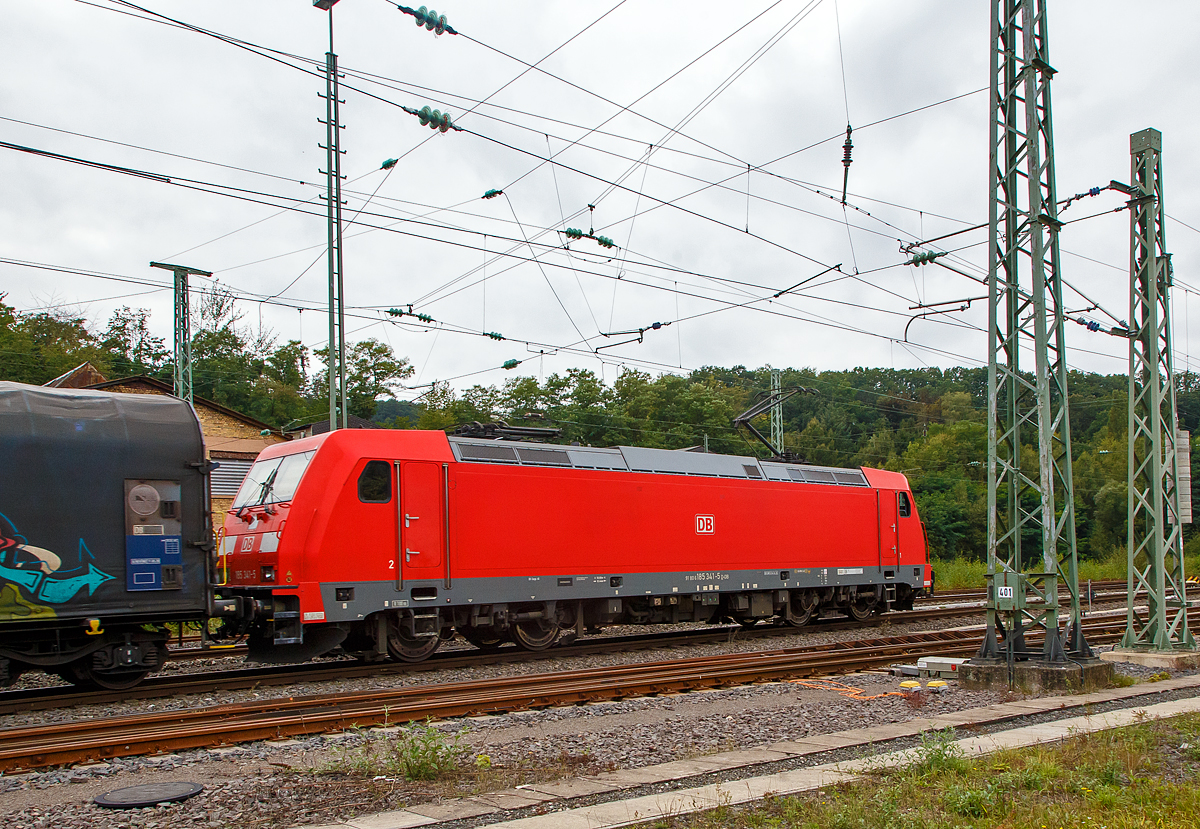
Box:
[1123,128,1194,651]
[976,0,1091,667]
[150,261,211,405]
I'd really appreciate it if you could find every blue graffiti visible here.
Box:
[0,514,114,604]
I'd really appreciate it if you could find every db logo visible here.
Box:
[695,514,715,535]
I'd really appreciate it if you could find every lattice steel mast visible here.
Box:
[150,261,212,405]
[976,0,1090,668]
[317,0,348,431]
[1123,128,1194,651]
[770,369,784,453]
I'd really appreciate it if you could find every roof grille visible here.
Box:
[802,469,837,484]
[516,447,572,466]
[742,464,762,478]
[832,470,868,486]
[457,443,519,463]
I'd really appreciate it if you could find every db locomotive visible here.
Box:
[216,429,931,663]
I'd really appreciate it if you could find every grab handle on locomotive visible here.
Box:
[405,547,420,563]
[404,513,420,527]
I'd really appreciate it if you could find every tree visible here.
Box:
[0,296,108,384]
[101,307,168,377]
[315,338,414,420]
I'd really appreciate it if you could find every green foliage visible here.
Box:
[7,294,1200,565]
[322,724,468,782]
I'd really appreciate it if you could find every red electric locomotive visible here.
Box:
[216,430,931,662]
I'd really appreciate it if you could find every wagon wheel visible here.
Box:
[385,618,441,663]
[844,594,874,623]
[460,628,505,652]
[510,620,560,651]
[60,661,152,691]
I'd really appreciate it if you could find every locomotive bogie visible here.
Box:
[220,430,932,663]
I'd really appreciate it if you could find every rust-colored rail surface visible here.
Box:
[0,603,992,716]
[0,608,1155,772]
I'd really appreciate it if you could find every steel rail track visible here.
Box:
[0,603,993,716]
[0,607,1167,772]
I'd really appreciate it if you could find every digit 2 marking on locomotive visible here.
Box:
[695,514,714,534]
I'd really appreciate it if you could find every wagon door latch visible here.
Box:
[405,548,420,563]
[404,514,420,528]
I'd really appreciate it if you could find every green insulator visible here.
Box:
[418,105,433,126]
[415,5,429,26]
[595,235,615,249]
[482,189,503,200]
[434,14,447,35]
[425,9,437,30]
[565,228,583,239]
[437,112,452,133]
[502,359,519,370]
[415,312,434,323]
[386,308,403,317]
[381,158,399,170]
[428,109,442,129]
[484,331,505,341]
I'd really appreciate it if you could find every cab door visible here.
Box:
[398,461,446,585]
[880,490,900,569]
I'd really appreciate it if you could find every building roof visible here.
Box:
[43,361,108,389]
[85,375,278,433]
[286,414,376,438]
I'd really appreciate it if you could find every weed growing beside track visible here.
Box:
[642,712,1200,829]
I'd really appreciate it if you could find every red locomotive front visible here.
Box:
[216,430,930,662]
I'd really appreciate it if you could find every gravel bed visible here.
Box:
[0,611,990,730]
[1,638,1194,829]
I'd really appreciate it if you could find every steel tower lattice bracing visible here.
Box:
[320,9,348,431]
[174,270,191,403]
[770,369,784,453]
[150,261,212,405]
[976,0,1090,667]
[1124,128,1194,651]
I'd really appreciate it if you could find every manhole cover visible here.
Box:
[94,782,204,809]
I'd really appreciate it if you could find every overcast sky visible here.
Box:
[3,1,1198,398]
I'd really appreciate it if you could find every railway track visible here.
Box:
[0,603,998,716]
[3,596,1132,716]
[0,606,1167,772]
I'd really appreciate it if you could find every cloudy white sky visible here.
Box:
[3,1,1198,398]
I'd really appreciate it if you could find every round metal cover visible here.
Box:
[94,782,203,809]
[127,484,161,516]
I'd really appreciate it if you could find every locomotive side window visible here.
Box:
[358,460,393,503]
[232,450,316,508]
[898,491,912,517]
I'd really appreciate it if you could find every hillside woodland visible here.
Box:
[5,296,1198,563]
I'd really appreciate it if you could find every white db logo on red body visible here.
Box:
[695,515,715,534]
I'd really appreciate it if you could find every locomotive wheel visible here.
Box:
[510,621,560,651]
[460,628,505,652]
[786,601,815,627]
[385,621,441,663]
[844,595,874,623]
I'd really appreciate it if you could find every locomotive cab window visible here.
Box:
[898,491,912,517]
[358,460,393,503]
[232,450,316,508]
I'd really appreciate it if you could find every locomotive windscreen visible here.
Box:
[232,451,316,508]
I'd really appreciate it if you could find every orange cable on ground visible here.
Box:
[789,678,907,701]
